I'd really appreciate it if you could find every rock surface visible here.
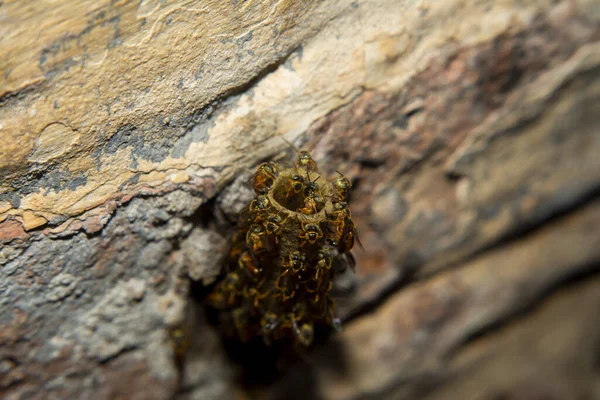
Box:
[1,0,599,399]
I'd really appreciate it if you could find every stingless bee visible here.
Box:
[299,222,324,246]
[250,162,278,195]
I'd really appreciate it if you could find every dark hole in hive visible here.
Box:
[191,277,338,395]
[270,171,327,214]
[271,181,303,211]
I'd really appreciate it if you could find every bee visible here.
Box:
[331,201,351,218]
[243,286,270,308]
[240,195,271,226]
[332,172,352,202]
[221,272,241,305]
[238,251,261,275]
[286,174,305,197]
[246,223,269,257]
[325,201,352,243]
[299,193,325,215]
[296,151,317,171]
[339,218,359,253]
[249,195,270,214]
[330,201,362,253]
[314,247,332,280]
[260,312,280,343]
[263,213,286,237]
[207,271,242,307]
[261,312,280,332]
[330,201,350,220]
[281,251,307,275]
[326,220,343,245]
[294,151,318,172]
[281,136,318,172]
[292,320,314,347]
[299,223,324,246]
[296,172,323,214]
[303,171,320,196]
[251,162,278,194]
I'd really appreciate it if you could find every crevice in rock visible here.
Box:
[469,185,600,265]
[0,80,43,108]
[338,261,420,324]
[443,260,600,360]
[342,188,600,327]
[215,43,304,109]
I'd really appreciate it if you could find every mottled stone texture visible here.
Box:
[1,0,599,399]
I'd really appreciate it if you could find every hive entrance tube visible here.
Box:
[269,170,328,216]
[206,150,357,349]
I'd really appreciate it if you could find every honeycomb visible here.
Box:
[207,149,357,347]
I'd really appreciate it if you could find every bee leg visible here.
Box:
[314,268,322,281]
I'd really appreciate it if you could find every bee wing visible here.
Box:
[264,234,276,253]
[338,218,355,252]
[247,245,261,265]
[354,226,364,250]
[330,251,356,274]
[345,251,357,271]
[238,207,253,229]
[330,262,358,297]
[246,171,258,187]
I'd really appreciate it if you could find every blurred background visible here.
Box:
[1,1,598,399]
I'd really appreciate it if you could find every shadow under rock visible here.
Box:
[267,328,349,400]
[202,296,350,400]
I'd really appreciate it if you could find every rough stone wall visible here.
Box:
[1,0,599,399]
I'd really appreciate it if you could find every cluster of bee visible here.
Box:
[207,146,357,347]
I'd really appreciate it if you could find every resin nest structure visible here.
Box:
[207,150,357,347]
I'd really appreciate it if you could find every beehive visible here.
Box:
[207,149,357,347]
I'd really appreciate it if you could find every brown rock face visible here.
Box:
[1,0,599,399]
